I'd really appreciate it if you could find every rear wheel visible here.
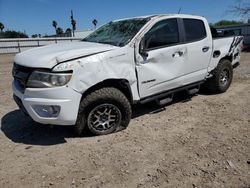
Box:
[74,87,131,136]
[205,59,233,93]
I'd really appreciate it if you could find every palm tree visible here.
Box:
[0,22,4,32]
[52,20,57,35]
[92,19,98,30]
[71,19,76,36]
[56,27,63,36]
[70,10,76,37]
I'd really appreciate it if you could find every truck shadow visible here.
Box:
[0,110,78,145]
[132,92,193,118]
[1,91,205,146]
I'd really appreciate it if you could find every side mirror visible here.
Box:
[139,37,148,58]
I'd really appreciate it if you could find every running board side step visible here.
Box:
[156,94,174,106]
[186,85,200,95]
[139,81,204,105]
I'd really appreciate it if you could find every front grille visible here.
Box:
[12,63,34,92]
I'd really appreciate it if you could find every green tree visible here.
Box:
[92,19,98,29]
[52,20,57,35]
[1,30,28,38]
[0,22,4,32]
[56,27,63,36]
[31,34,38,38]
[65,28,72,33]
[213,20,243,26]
[65,28,72,37]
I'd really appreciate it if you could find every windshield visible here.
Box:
[82,18,149,47]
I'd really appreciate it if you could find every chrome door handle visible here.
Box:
[202,46,210,52]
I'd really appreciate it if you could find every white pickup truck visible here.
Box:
[12,14,243,135]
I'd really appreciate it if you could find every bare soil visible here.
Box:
[0,53,249,188]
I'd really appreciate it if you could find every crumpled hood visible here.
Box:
[14,41,118,68]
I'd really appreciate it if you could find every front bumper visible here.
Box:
[12,80,82,125]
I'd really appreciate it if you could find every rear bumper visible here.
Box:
[12,80,82,126]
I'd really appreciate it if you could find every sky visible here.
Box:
[0,0,240,36]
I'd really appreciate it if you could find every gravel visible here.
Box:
[0,53,249,188]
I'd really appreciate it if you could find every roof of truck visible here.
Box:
[114,14,205,21]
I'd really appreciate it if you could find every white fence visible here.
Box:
[0,37,83,54]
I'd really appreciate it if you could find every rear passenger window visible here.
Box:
[145,18,179,49]
[183,19,207,42]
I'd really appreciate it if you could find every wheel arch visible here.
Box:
[219,55,233,63]
[81,79,133,104]
[211,55,232,75]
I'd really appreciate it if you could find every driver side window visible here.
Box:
[145,18,179,50]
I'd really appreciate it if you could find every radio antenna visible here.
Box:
[178,7,182,14]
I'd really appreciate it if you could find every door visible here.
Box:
[136,17,212,99]
[180,18,212,85]
[136,18,188,98]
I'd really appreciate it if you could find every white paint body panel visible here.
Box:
[208,37,242,72]
[12,14,242,125]
[12,81,82,125]
[14,41,118,68]
[135,15,214,98]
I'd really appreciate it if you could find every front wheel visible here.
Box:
[205,59,233,94]
[74,87,132,136]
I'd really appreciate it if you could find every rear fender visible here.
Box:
[208,36,243,73]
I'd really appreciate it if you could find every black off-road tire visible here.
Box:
[74,87,132,136]
[205,59,233,94]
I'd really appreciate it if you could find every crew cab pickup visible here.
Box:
[12,14,243,135]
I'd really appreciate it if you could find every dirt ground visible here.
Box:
[0,53,249,188]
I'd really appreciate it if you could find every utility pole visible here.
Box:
[71,10,76,37]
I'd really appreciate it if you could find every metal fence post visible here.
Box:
[17,40,21,52]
